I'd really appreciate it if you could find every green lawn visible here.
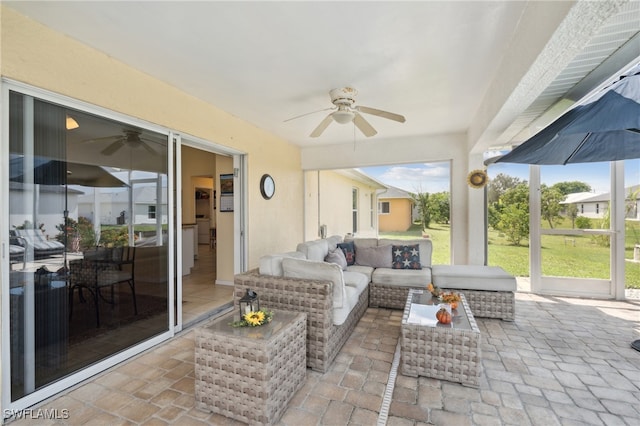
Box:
[383,220,640,290]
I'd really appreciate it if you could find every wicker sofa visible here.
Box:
[234,235,516,372]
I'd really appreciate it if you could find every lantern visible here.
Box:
[239,289,259,317]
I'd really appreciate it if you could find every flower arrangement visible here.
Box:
[230,310,274,327]
[440,292,461,309]
[426,283,442,297]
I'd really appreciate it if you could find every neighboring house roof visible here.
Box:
[335,169,387,189]
[378,185,414,200]
[562,186,640,204]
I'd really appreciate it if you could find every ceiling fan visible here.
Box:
[84,129,157,156]
[285,87,406,138]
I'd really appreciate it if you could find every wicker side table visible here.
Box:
[195,310,307,425]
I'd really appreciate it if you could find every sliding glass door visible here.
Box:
[5,90,170,402]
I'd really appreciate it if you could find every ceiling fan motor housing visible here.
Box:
[330,87,357,106]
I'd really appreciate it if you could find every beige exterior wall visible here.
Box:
[379,198,413,232]
[304,170,379,241]
[1,7,304,274]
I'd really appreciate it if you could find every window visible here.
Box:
[148,205,156,219]
[379,201,390,214]
[581,204,584,214]
[352,188,358,234]
[596,203,600,214]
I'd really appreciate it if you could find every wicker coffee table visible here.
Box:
[400,289,481,387]
[195,310,307,425]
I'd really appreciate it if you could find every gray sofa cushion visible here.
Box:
[259,251,306,276]
[372,267,432,287]
[432,265,516,291]
[355,245,392,268]
[333,285,362,326]
[282,257,347,308]
[325,247,348,270]
[297,239,330,262]
[343,271,369,293]
[345,265,374,283]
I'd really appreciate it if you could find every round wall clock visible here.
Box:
[260,174,275,199]
[467,169,489,189]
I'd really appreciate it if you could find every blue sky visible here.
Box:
[361,159,640,195]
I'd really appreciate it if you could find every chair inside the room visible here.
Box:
[69,246,137,328]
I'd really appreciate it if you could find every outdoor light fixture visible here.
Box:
[66,115,79,130]
[239,289,259,316]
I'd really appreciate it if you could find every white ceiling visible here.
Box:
[6,1,640,155]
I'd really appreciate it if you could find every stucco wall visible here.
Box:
[304,170,380,241]
[379,198,413,232]
[1,7,304,273]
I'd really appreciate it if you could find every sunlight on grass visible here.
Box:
[383,221,640,289]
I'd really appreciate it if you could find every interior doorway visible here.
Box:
[179,144,233,327]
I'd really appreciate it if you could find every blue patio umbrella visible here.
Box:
[496,64,640,165]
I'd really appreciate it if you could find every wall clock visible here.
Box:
[260,174,275,199]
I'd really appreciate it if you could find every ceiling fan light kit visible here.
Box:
[286,86,406,138]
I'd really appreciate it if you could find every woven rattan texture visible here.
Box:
[442,288,515,321]
[400,292,481,387]
[369,284,416,309]
[194,312,306,426]
[234,269,368,372]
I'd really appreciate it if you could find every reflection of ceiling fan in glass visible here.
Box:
[84,129,158,156]
[284,87,406,138]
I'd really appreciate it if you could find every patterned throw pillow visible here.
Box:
[391,244,421,269]
[337,241,356,266]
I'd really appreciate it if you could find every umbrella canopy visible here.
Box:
[496,65,640,165]
[10,156,128,187]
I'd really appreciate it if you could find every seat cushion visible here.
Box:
[432,265,516,292]
[343,271,369,293]
[345,265,374,283]
[282,257,347,308]
[372,267,431,287]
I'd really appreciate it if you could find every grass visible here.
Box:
[383,220,640,290]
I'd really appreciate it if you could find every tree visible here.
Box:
[566,203,579,229]
[487,173,524,204]
[551,181,592,196]
[495,183,529,246]
[428,191,450,224]
[540,185,564,228]
[412,191,431,230]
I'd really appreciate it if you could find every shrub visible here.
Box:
[575,216,592,229]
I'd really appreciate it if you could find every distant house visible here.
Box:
[377,186,415,232]
[561,185,640,220]
[77,186,168,226]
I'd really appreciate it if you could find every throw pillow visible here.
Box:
[355,245,392,268]
[325,247,348,270]
[392,244,421,269]
[337,241,356,266]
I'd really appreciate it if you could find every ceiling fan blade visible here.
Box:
[101,139,125,156]
[83,135,122,144]
[140,141,157,155]
[284,107,335,123]
[310,113,334,137]
[356,106,406,123]
[353,112,377,137]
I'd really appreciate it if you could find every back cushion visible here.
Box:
[326,235,343,251]
[355,245,392,268]
[282,257,346,308]
[259,251,306,276]
[296,239,330,262]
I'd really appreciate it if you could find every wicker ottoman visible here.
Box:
[432,265,516,321]
[195,310,307,426]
